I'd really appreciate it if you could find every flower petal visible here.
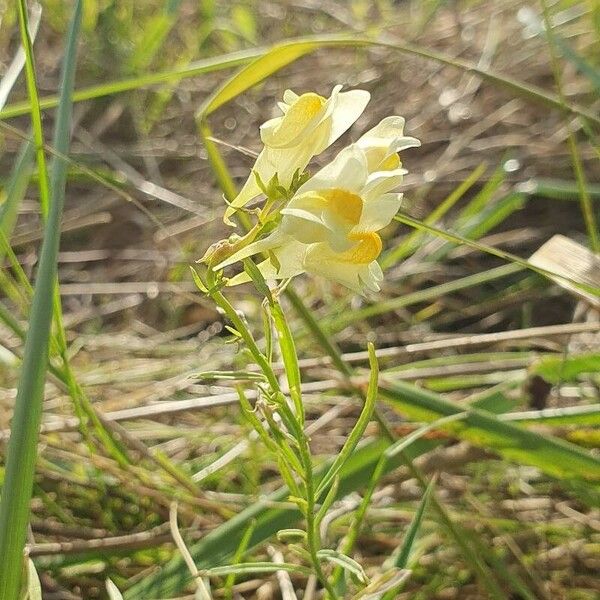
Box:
[325,89,371,146]
[283,89,299,104]
[356,192,403,233]
[225,239,307,285]
[356,116,421,173]
[260,92,327,149]
[297,145,368,195]
[362,166,407,201]
[304,242,381,294]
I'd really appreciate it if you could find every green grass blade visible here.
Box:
[3,34,598,126]
[315,343,379,500]
[551,29,600,95]
[393,477,435,569]
[382,162,487,268]
[270,297,305,424]
[378,379,600,482]
[393,213,600,297]
[522,178,600,201]
[330,416,463,594]
[0,3,41,110]
[457,162,506,222]
[531,352,600,384]
[205,562,312,577]
[0,3,82,597]
[0,137,35,261]
[198,39,328,118]
[198,120,239,203]
[13,0,50,218]
[0,47,263,120]
[286,287,353,377]
[127,0,182,73]
[328,262,524,330]
[504,404,600,426]
[316,549,368,585]
[223,521,256,600]
[427,184,525,264]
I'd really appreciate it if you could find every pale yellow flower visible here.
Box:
[223,85,370,225]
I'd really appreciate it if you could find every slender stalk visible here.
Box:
[14,1,50,218]
[539,0,599,252]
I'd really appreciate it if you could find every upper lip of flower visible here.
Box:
[259,91,328,150]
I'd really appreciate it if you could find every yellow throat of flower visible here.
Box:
[319,188,363,226]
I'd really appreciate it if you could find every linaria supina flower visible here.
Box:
[215,116,420,294]
[223,85,370,225]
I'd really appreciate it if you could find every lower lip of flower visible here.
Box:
[343,232,383,264]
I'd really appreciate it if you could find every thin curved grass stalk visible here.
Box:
[315,345,379,501]
[169,502,212,600]
[539,0,598,253]
[393,213,599,297]
[382,161,488,267]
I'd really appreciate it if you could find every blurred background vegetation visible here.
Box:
[0,0,599,598]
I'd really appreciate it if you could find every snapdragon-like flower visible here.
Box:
[214,116,420,294]
[223,85,370,225]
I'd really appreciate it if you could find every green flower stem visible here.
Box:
[207,280,338,597]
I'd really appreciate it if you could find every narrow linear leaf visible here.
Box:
[316,549,369,585]
[382,161,487,267]
[316,343,379,499]
[0,138,35,260]
[393,477,435,569]
[204,562,312,577]
[198,40,326,117]
[224,521,256,600]
[379,379,600,482]
[328,262,523,329]
[2,35,597,127]
[0,3,42,110]
[394,213,600,297]
[270,297,304,424]
[540,0,599,252]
